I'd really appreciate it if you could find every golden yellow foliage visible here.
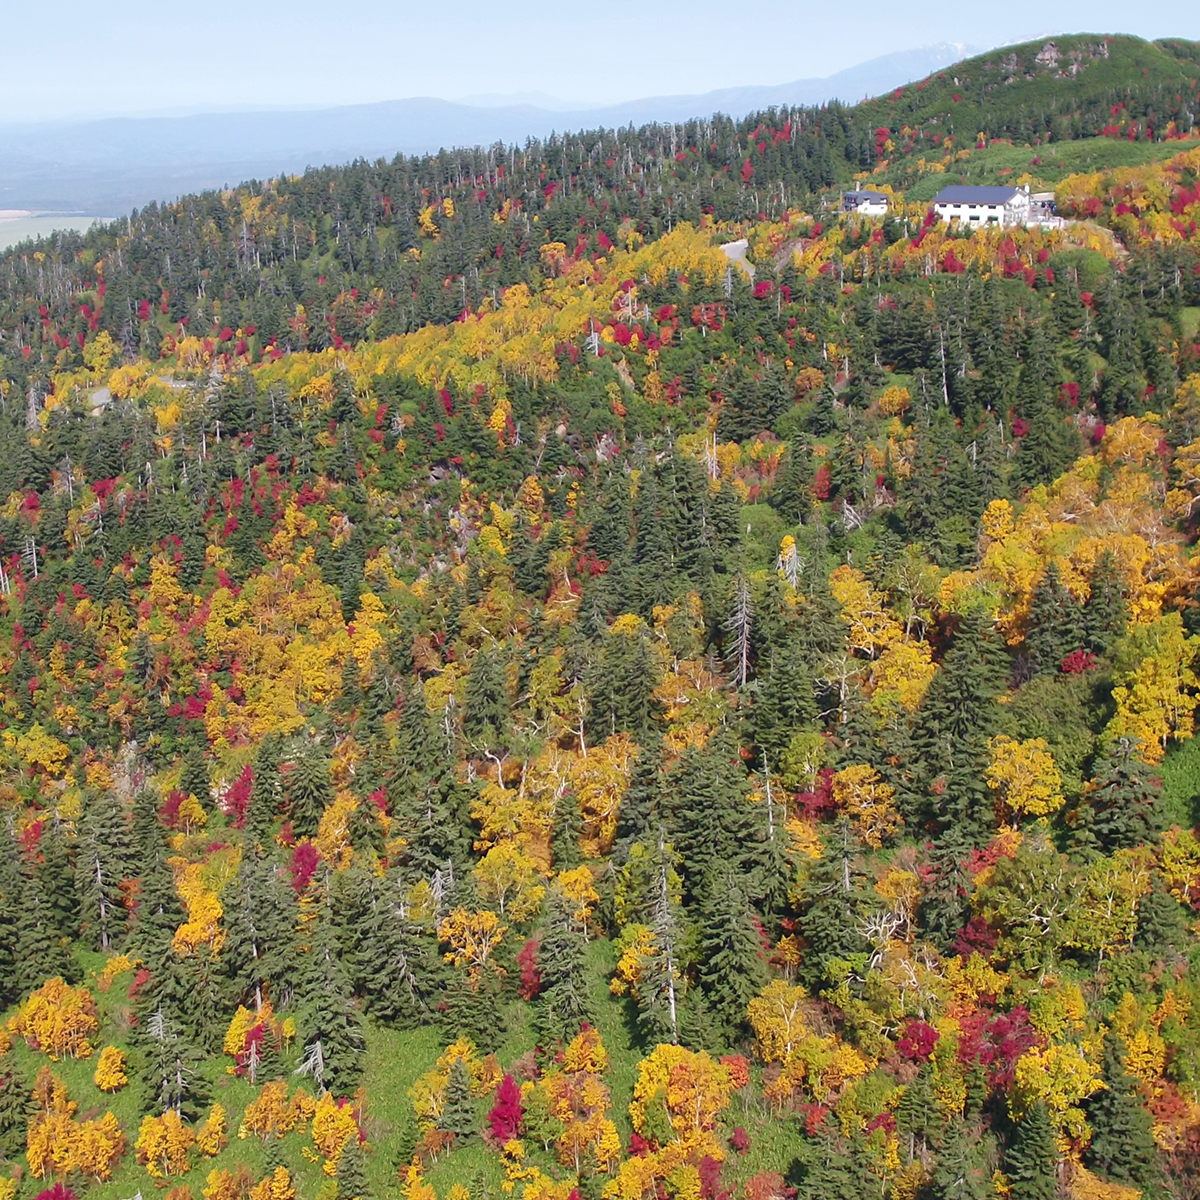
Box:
[93,1045,127,1092]
[8,977,99,1060]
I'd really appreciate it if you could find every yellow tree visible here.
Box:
[135,1110,196,1179]
[93,1046,128,1092]
[8,977,99,1060]
[831,765,903,848]
[438,909,506,980]
[986,736,1064,821]
[472,842,545,920]
[1106,613,1200,761]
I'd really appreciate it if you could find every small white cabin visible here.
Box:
[841,190,890,217]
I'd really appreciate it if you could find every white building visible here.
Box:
[932,184,1031,227]
[841,190,890,217]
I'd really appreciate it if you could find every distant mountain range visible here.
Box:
[0,43,975,216]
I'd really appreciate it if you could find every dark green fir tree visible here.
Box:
[1084,1034,1160,1194]
[1004,1100,1058,1200]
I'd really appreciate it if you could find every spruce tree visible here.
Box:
[180,747,212,812]
[245,734,284,847]
[0,1052,36,1163]
[36,817,80,943]
[223,836,293,1013]
[294,909,365,1095]
[463,646,508,749]
[437,1057,477,1140]
[288,743,334,839]
[1025,562,1083,675]
[1084,550,1128,655]
[698,873,767,1043]
[138,1003,211,1120]
[797,820,871,990]
[613,735,664,864]
[535,886,590,1046]
[335,1135,373,1200]
[75,790,132,951]
[1004,1101,1058,1200]
[15,864,78,992]
[1135,871,1191,953]
[1084,1034,1160,1193]
[0,829,25,1007]
[636,832,686,1046]
[1075,738,1163,855]
[551,790,583,871]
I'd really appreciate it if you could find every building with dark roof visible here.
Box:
[841,190,890,216]
[932,183,1030,227]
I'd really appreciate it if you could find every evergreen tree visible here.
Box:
[0,1051,34,1163]
[698,872,767,1043]
[1084,1034,1160,1193]
[223,837,293,1013]
[753,637,818,767]
[1074,738,1163,856]
[294,909,366,1095]
[636,832,687,1046]
[535,886,590,1046]
[437,1057,477,1140]
[0,829,26,1007]
[1083,550,1128,654]
[75,789,132,951]
[335,1134,373,1200]
[772,440,815,523]
[288,743,334,839]
[667,731,762,903]
[588,623,660,740]
[180,746,212,812]
[463,646,508,749]
[14,863,78,992]
[551,790,583,871]
[797,820,871,990]
[138,1003,212,1120]
[1025,562,1084,675]
[930,1118,995,1200]
[245,734,284,847]
[35,817,79,943]
[1135,871,1191,953]
[613,735,664,864]
[1004,1101,1058,1200]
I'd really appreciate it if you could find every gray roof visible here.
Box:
[933,185,1021,204]
[845,190,888,201]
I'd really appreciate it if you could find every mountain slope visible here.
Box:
[0,43,972,214]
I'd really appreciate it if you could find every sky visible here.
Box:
[5,1,1199,123]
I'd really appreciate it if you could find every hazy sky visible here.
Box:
[5,1,1198,122]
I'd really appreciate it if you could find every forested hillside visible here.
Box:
[0,33,1200,1200]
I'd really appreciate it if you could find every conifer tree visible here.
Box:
[797,820,871,990]
[772,440,815,524]
[668,731,762,903]
[753,638,818,768]
[0,828,26,1007]
[1135,871,1191,954]
[1083,550,1127,655]
[1025,562,1083,675]
[15,863,78,992]
[294,908,365,1095]
[930,1117,994,1200]
[288,743,334,839]
[138,1003,212,1120]
[613,735,664,864]
[75,789,132,951]
[463,646,508,749]
[335,1134,373,1200]
[0,1051,36,1162]
[1074,738,1163,855]
[245,734,284,846]
[637,832,686,1046]
[223,836,293,1013]
[180,745,212,811]
[535,886,590,1046]
[1084,1034,1160,1193]
[35,816,80,943]
[1004,1101,1058,1200]
[438,1057,477,1140]
[551,790,584,872]
[698,872,766,1043]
